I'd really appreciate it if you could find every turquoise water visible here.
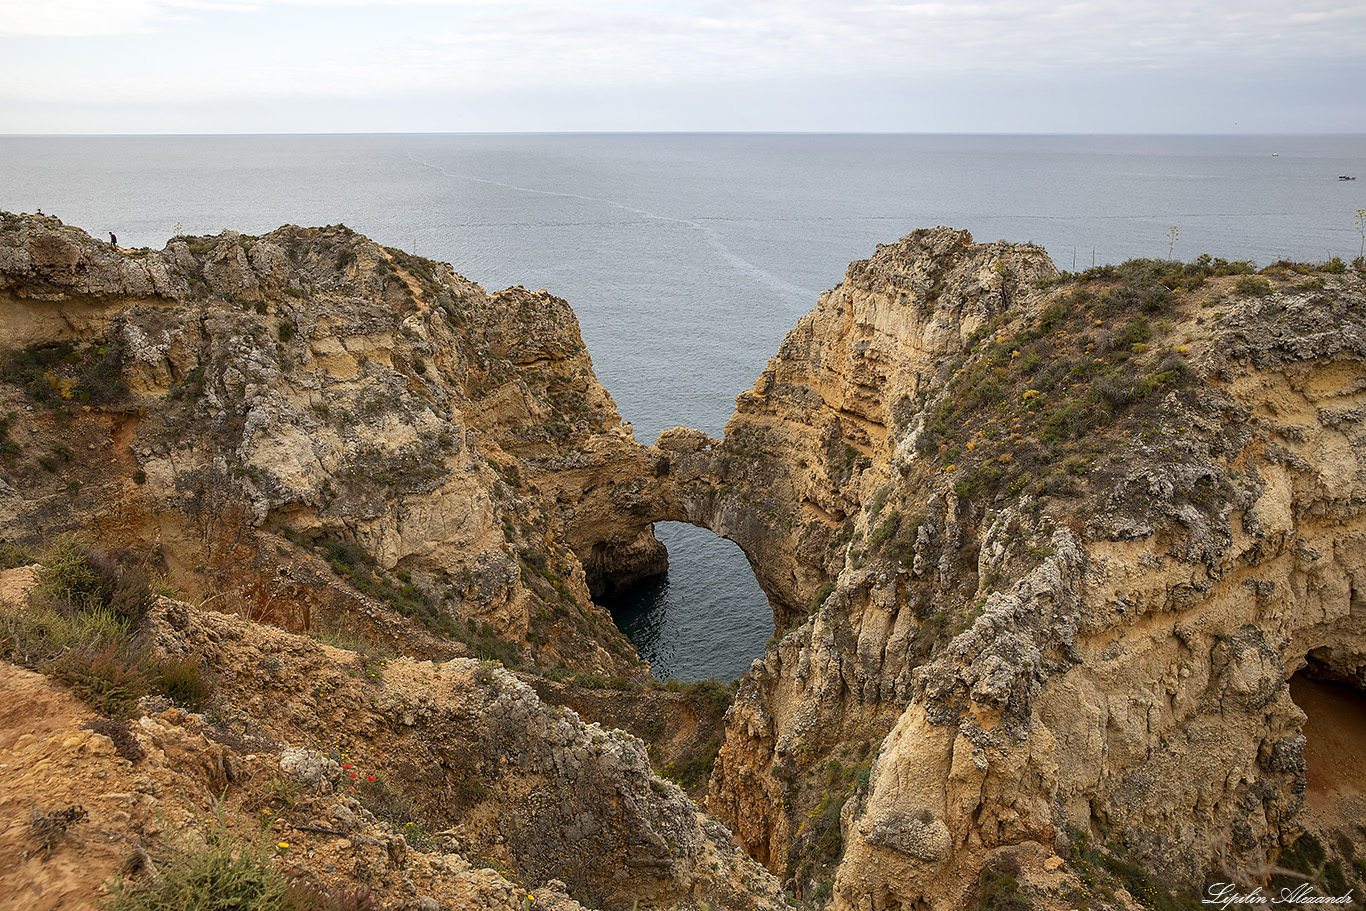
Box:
[3,133,1363,679]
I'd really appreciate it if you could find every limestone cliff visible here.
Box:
[696,230,1366,908]
[8,210,1366,911]
[0,212,661,676]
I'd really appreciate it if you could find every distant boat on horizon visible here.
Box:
[1341,175,1357,181]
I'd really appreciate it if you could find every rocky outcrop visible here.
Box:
[8,211,1366,910]
[695,233,1366,908]
[697,229,1065,875]
[0,564,785,911]
[0,212,663,676]
[690,229,1060,627]
[141,596,785,911]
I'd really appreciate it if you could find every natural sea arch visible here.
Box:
[597,522,774,682]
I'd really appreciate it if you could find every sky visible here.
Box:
[1,0,1364,134]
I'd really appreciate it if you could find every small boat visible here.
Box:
[1341,175,1357,181]
[1272,152,1280,157]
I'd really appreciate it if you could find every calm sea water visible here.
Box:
[3,133,1364,680]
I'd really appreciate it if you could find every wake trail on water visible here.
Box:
[407,153,815,305]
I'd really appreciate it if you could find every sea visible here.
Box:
[3,133,1364,681]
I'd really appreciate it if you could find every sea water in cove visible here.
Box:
[4,133,1363,680]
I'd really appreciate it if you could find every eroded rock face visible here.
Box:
[699,229,1066,877]
[144,598,787,911]
[695,231,1366,909]
[0,212,661,676]
[590,230,1063,641]
[8,212,1366,909]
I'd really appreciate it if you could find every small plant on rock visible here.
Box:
[103,809,288,911]
[1234,275,1273,298]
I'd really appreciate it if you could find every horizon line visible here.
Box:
[4,129,1366,139]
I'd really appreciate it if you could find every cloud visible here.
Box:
[386,0,1366,90]
[8,0,1364,62]
[2,0,1364,132]
[0,0,261,36]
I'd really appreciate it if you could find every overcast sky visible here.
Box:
[2,0,1364,134]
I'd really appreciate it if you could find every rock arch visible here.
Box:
[565,424,831,636]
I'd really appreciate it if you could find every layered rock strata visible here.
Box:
[694,230,1366,909]
[0,212,663,675]
[7,212,1366,910]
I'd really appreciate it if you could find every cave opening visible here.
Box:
[1288,657,1366,820]
[596,522,774,683]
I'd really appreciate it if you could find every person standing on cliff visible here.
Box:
[109,232,117,247]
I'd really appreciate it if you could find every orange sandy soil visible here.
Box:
[0,564,582,911]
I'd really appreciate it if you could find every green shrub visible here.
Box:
[46,642,154,717]
[810,581,835,613]
[1,591,129,666]
[1039,299,1068,331]
[1273,832,1326,889]
[156,655,213,712]
[1105,280,1170,314]
[1095,371,1140,407]
[0,412,19,465]
[672,737,723,790]
[790,776,859,898]
[868,510,902,549]
[1,538,214,717]
[36,535,156,624]
[1115,316,1153,347]
[1066,827,1199,911]
[321,537,456,638]
[976,863,1029,911]
[1235,275,1273,297]
[681,677,736,713]
[1038,400,1090,445]
[0,542,34,569]
[35,535,99,601]
[0,339,128,405]
[103,810,302,911]
[955,464,1004,501]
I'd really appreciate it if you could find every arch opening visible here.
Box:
[1288,657,1366,825]
[596,522,774,682]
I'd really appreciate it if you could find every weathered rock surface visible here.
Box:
[0,212,662,676]
[0,568,784,911]
[141,595,785,911]
[7,212,1366,910]
[694,230,1366,908]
